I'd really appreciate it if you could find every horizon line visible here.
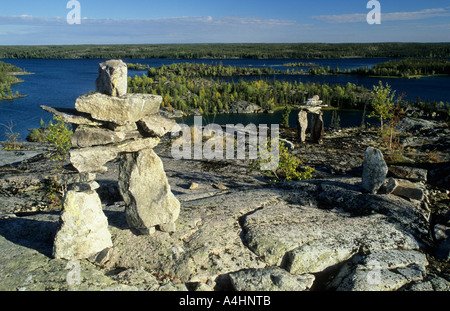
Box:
[1,42,450,47]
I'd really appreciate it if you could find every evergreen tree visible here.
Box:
[280,105,291,128]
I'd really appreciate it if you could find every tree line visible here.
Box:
[1,43,449,59]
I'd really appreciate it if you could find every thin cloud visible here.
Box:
[0,14,309,44]
[0,14,300,27]
[313,7,450,23]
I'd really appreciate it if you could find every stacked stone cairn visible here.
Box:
[296,95,327,144]
[43,60,181,260]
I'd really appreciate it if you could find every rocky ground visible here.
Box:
[0,117,449,291]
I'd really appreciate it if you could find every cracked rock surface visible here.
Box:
[1,127,449,291]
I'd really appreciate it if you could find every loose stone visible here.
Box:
[361,147,388,194]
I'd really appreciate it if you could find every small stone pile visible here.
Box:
[296,95,327,144]
[43,59,181,260]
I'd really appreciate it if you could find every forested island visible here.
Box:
[309,58,450,78]
[126,61,449,118]
[128,62,373,115]
[1,43,449,59]
[0,61,27,100]
[142,62,310,77]
[283,62,318,67]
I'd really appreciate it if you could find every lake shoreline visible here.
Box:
[1,58,449,141]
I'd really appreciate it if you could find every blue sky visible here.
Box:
[0,0,449,44]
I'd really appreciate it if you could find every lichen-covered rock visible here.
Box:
[0,136,443,291]
[392,179,425,201]
[53,190,113,260]
[137,114,179,138]
[71,126,127,148]
[242,202,420,271]
[389,166,428,183]
[69,137,160,173]
[229,267,315,291]
[379,177,399,194]
[75,93,162,125]
[105,190,276,283]
[40,105,104,127]
[95,59,128,97]
[118,148,180,235]
[332,249,428,291]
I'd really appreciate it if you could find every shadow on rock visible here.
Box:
[0,212,60,257]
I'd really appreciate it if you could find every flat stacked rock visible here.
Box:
[44,60,181,259]
[296,95,327,144]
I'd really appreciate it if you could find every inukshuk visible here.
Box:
[43,60,180,260]
[296,95,327,144]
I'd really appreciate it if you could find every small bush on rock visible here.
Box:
[1,121,22,151]
[46,116,73,168]
[250,140,315,182]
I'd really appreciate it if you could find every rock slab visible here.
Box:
[229,267,315,291]
[75,93,162,125]
[389,166,428,183]
[69,137,160,173]
[71,126,127,148]
[392,179,425,201]
[333,249,428,291]
[137,114,179,137]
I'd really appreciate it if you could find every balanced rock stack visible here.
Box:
[44,60,181,259]
[296,95,327,144]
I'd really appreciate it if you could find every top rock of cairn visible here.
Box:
[298,95,328,115]
[74,59,162,125]
[95,59,128,97]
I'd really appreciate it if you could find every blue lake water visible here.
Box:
[176,109,377,130]
[1,58,449,141]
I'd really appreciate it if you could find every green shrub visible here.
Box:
[250,140,315,182]
[46,116,73,168]
[1,121,22,151]
[27,119,48,142]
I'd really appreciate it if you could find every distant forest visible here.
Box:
[0,43,449,59]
